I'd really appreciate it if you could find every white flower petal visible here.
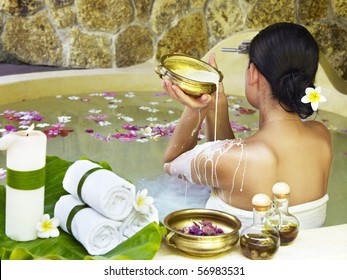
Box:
[36,222,44,231]
[51,217,60,227]
[311,101,319,111]
[38,231,51,239]
[50,228,60,238]
[140,189,148,197]
[41,214,51,222]
[305,87,314,94]
[301,95,310,103]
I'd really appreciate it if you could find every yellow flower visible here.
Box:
[36,214,60,238]
[301,86,327,111]
[133,189,154,215]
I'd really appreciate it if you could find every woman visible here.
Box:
[162,23,332,229]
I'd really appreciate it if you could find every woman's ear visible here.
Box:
[248,63,259,85]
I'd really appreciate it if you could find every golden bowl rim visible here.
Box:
[158,53,224,84]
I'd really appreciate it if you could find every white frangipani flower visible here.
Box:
[142,126,152,136]
[57,116,71,123]
[36,123,51,128]
[89,109,102,114]
[133,189,154,215]
[98,121,112,126]
[68,96,80,100]
[301,86,327,111]
[146,117,157,122]
[125,92,135,98]
[36,214,60,238]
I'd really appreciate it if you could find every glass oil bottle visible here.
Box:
[240,193,280,260]
[271,182,300,245]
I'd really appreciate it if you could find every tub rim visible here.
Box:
[0,30,346,117]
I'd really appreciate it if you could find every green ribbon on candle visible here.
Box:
[66,204,89,234]
[6,167,45,190]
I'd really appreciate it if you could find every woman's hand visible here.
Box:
[161,79,213,110]
[207,53,228,111]
[206,53,235,141]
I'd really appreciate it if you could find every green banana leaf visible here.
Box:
[0,155,166,260]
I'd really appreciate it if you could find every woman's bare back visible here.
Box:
[219,119,332,210]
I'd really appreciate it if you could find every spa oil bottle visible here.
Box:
[270,182,300,245]
[240,194,280,260]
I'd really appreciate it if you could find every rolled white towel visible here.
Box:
[120,204,159,238]
[54,195,123,256]
[62,160,136,221]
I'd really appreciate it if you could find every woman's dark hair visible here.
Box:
[249,22,319,118]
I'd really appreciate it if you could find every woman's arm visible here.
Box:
[162,79,211,163]
[205,54,235,141]
[162,53,235,164]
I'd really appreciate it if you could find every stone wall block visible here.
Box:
[76,0,134,33]
[0,0,44,16]
[116,26,154,67]
[69,28,113,68]
[206,0,243,41]
[190,0,206,9]
[151,0,190,34]
[0,13,3,32]
[332,0,347,19]
[309,22,347,80]
[0,0,345,80]
[156,12,208,60]
[2,13,63,65]
[134,0,154,21]
[48,0,74,9]
[298,0,329,23]
[246,0,296,29]
[51,6,75,28]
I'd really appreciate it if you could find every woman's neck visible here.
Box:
[259,108,301,130]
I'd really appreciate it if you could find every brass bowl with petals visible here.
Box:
[163,208,241,257]
[155,54,223,97]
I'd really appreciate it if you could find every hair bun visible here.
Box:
[277,70,314,118]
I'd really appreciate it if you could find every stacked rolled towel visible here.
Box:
[62,160,136,221]
[56,159,159,256]
[54,195,123,255]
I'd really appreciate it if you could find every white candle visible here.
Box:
[0,125,47,241]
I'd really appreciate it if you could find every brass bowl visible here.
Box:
[155,54,223,97]
[163,208,241,257]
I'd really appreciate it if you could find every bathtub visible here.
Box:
[0,30,346,260]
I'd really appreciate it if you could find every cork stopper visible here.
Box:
[272,182,290,198]
[252,193,272,211]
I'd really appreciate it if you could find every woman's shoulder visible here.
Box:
[303,119,332,143]
[221,136,277,168]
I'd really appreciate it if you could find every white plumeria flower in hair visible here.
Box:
[301,86,327,111]
[36,214,60,238]
[133,189,154,215]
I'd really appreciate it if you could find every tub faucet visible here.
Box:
[221,41,250,54]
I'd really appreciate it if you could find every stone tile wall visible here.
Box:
[0,0,346,80]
